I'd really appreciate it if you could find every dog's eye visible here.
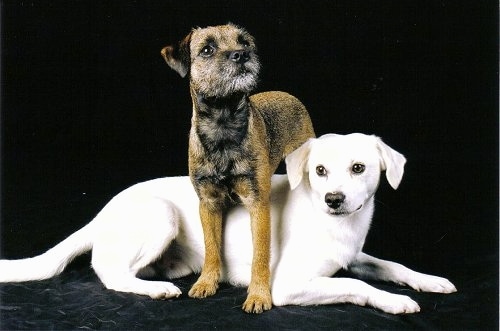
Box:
[351,163,365,174]
[241,40,251,48]
[200,45,215,57]
[238,35,251,48]
[316,165,327,176]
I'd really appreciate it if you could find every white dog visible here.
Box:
[0,133,456,314]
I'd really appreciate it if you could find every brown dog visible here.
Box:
[161,23,315,313]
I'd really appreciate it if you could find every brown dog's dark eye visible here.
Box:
[240,40,250,48]
[351,163,365,174]
[200,45,215,57]
[316,165,327,176]
[237,35,251,48]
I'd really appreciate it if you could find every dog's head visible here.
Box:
[285,133,406,216]
[161,23,261,98]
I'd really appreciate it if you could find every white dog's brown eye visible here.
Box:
[200,45,215,57]
[351,163,365,174]
[316,165,327,176]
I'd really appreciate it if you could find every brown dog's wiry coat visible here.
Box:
[161,23,315,313]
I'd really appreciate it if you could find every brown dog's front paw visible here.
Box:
[242,293,272,314]
[188,278,219,298]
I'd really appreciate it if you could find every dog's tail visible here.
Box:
[0,221,95,282]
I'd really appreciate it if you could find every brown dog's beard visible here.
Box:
[189,55,260,98]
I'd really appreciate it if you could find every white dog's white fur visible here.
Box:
[0,133,456,314]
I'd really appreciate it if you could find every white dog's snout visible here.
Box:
[325,192,345,209]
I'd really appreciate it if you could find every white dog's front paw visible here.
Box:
[371,293,421,314]
[147,281,182,299]
[408,274,457,293]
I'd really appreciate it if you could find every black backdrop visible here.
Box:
[1,1,498,330]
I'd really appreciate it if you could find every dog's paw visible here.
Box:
[147,282,182,300]
[242,293,272,314]
[408,274,457,293]
[188,279,218,298]
[371,293,421,314]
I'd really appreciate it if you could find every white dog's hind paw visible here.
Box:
[146,282,182,299]
[372,293,421,314]
[408,274,457,293]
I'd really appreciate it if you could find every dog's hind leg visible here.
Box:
[97,271,182,299]
[91,198,182,299]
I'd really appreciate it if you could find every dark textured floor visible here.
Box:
[0,253,497,330]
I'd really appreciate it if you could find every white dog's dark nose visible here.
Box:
[325,192,345,209]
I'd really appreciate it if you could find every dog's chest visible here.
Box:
[192,104,256,186]
[197,106,249,152]
[292,215,367,271]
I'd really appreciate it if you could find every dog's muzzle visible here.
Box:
[325,192,345,210]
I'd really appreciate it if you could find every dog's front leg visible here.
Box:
[234,179,272,313]
[188,199,223,298]
[272,277,421,314]
[348,252,457,293]
[245,200,272,313]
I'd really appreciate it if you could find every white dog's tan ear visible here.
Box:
[376,137,406,190]
[161,31,192,78]
[285,138,314,190]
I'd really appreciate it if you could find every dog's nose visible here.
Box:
[325,192,345,209]
[229,50,250,63]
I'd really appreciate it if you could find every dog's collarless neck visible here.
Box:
[197,93,249,111]
[193,92,251,156]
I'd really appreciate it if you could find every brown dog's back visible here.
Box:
[250,91,315,171]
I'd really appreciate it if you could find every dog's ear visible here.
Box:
[285,138,314,190]
[161,31,192,78]
[376,137,406,190]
